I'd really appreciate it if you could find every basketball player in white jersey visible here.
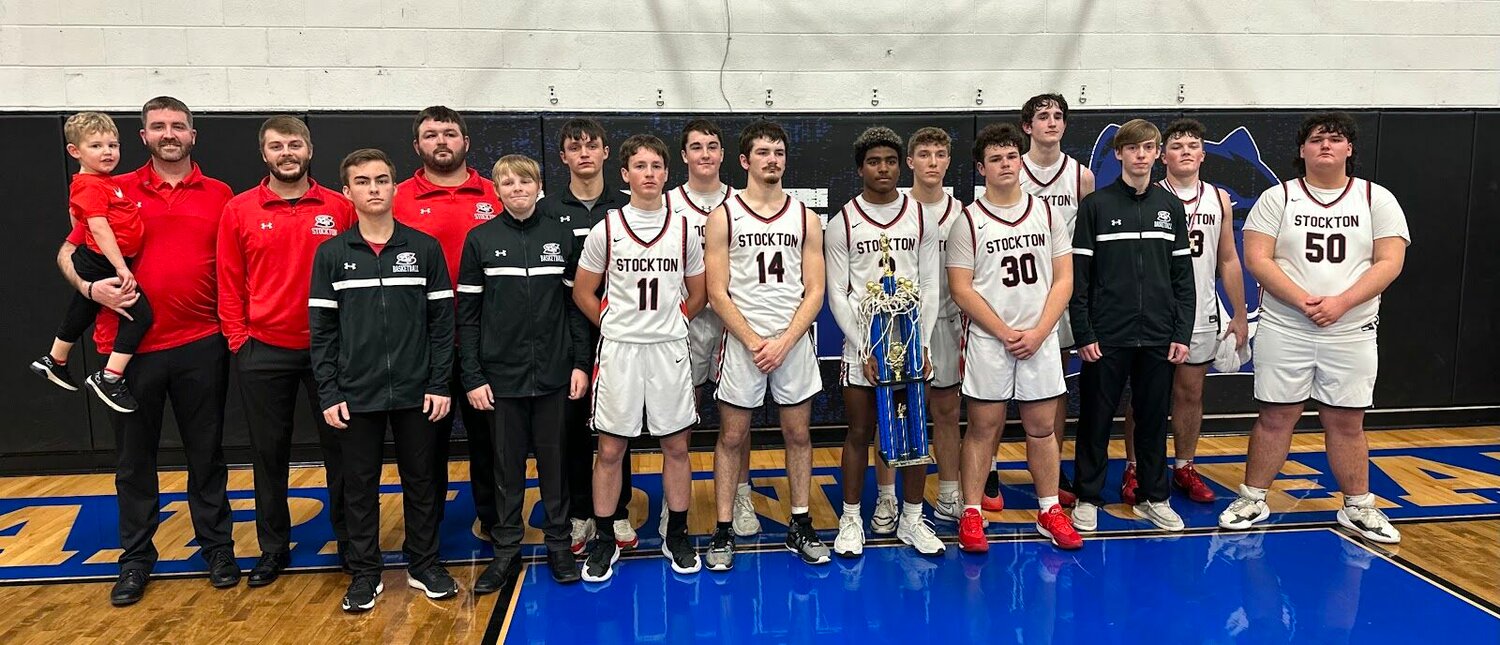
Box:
[1119,119,1250,506]
[703,120,829,571]
[826,127,945,557]
[573,135,708,581]
[905,127,966,522]
[670,119,732,389]
[1219,113,1409,544]
[948,123,1083,552]
[984,93,1096,510]
[656,119,761,541]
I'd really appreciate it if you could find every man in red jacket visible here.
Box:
[217,115,356,586]
[57,97,239,606]
[393,106,501,543]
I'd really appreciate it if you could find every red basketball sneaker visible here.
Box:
[1058,487,1078,507]
[958,508,989,553]
[1173,462,1217,503]
[1036,505,1083,550]
[982,470,1005,512]
[1120,462,1139,506]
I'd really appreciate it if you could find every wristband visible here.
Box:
[87,281,95,301]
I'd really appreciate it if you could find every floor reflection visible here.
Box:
[504,529,1499,644]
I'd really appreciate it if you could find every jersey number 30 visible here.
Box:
[1000,253,1040,287]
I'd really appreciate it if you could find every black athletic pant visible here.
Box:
[565,394,631,522]
[112,334,233,572]
[491,389,571,562]
[236,339,347,554]
[436,362,496,534]
[340,408,441,577]
[58,246,152,355]
[1075,345,1175,505]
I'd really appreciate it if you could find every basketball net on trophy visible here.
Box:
[856,235,933,467]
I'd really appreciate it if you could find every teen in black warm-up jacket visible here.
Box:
[1067,120,1196,534]
[309,149,457,613]
[461,155,592,589]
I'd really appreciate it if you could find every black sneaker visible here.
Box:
[86,371,138,413]
[705,528,735,572]
[581,539,619,583]
[661,531,700,574]
[110,568,148,606]
[341,575,383,613]
[407,565,459,599]
[548,549,580,584]
[207,550,241,588]
[786,519,831,565]
[30,355,79,391]
[247,551,290,587]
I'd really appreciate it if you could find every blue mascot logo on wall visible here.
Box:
[1087,123,1280,374]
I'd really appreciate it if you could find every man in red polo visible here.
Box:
[218,115,356,587]
[394,106,501,543]
[57,97,239,606]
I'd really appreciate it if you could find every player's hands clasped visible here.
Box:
[1004,328,1047,360]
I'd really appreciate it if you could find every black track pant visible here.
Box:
[111,334,233,572]
[1074,345,1175,505]
[565,394,631,522]
[491,389,571,561]
[58,246,152,355]
[436,362,496,534]
[339,408,441,576]
[236,339,346,554]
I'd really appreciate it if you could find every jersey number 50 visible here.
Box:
[1305,232,1347,263]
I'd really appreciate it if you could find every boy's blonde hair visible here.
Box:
[1111,119,1162,151]
[492,154,541,183]
[64,112,118,146]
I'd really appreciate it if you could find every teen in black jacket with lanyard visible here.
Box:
[310,149,457,613]
[461,155,591,589]
[1067,120,1196,534]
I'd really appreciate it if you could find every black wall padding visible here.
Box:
[1455,113,1500,405]
[0,109,1494,473]
[1371,112,1472,407]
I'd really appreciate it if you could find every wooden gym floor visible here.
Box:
[0,426,1496,643]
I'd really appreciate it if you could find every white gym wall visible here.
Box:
[2,0,1498,111]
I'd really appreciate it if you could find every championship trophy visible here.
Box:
[858,235,932,467]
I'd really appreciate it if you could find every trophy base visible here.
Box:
[880,454,935,468]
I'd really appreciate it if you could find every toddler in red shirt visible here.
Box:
[31,112,153,413]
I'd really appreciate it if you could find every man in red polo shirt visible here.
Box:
[56,97,239,607]
[394,106,501,543]
[218,115,356,587]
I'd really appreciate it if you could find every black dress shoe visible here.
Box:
[473,556,519,595]
[247,551,291,587]
[548,549,580,584]
[207,550,241,588]
[111,569,148,606]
